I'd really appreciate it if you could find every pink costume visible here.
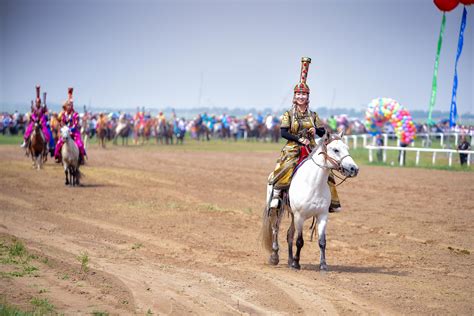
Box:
[24,86,50,143]
[54,88,86,159]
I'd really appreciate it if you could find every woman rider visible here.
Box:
[54,88,87,164]
[20,86,52,151]
[268,57,342,212]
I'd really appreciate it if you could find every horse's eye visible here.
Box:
[334,149,339,153]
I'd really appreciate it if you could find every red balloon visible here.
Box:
[460,0,474,5]
[434,0,460,11]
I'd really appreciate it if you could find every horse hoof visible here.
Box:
[291,261,301,270]
[269,253,279,266]
[320,263,328,271]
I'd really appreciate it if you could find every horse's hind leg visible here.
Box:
[287,212,295,267]
[317,214,328,271]
[269,206,283,265]
[75,168,80,186]
[291,213,305,270]
[64,168,69,185]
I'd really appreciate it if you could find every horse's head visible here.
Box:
[33,116,42,129]
[319,129,359,177]
[60,126,71,140]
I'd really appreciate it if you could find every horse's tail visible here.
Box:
[260,183,278,254]
[76,168,83,181]
[261,205,273,254]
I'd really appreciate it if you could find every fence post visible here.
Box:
[432,152,436,165]
[353,136,357,148]
[362,135,367,147]
[383,149,387,162]
[440,133,444,147]
[454,133,459,147]
[468,153,471,166]
[448,152,452,166]
[416,151,420,166]
[369,148,373,162]
[399,149,404,166]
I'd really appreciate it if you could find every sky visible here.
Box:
[0,0,473,115]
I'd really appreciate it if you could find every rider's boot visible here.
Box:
[20,139,28,148]
[270,189,281,209]
[79,153,86,165]
[328,175,342,213]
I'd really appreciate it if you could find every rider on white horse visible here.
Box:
[268,57,342,213]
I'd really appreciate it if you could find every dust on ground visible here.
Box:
[0,145,472,315]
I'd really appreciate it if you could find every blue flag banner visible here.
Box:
[449,7,467,128]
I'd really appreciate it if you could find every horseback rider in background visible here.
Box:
[20,86,53,155]
[54,88,87,164]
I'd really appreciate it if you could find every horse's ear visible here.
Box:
[338,128,345,139]
[321,129,330,143]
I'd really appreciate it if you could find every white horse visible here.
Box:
[60,126,81,186]
[262,131,359,271]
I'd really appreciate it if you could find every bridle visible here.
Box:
[309,135,353,186]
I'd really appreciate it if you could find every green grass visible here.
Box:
[77,252,89,273]
[1,134,471,171]
[0,301,32,316]
[0,134,23,145]
[29,297,55,314]
[0,296,55,316]
[0,240,40,278]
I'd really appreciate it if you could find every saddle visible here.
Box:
[291,145,311,178]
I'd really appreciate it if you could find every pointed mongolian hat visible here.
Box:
[63,87,74,110]
[35,85,42,106]
[294,57,311,94]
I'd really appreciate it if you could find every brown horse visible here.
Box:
[96,120,107,149]
[156,120,174,145]
[29,118,48,170]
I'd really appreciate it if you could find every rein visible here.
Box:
[309,136,352,187]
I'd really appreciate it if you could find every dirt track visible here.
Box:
[0,144,473,315]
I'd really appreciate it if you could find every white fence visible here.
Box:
[343,132,473,149]
[365,145,474,167]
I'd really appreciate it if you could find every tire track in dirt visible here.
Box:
[1,145,473,314]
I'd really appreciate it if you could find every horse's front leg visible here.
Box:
[69,166,74,186]
[291,213,305,270]
[71,167,76,186]
[317,214,328,271]
[287,212,295,267]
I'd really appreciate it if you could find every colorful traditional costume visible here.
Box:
[54,88,87,161]
[22,86,51,148]
[269,57,341,211]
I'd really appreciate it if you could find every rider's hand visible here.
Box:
[299,138,310,146]
[308,127,315,136]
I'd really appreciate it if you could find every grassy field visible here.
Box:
[2,134,471,171]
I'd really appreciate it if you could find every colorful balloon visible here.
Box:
[459,0,474,5]
[365,98,416,145]
[434,0,460,11]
